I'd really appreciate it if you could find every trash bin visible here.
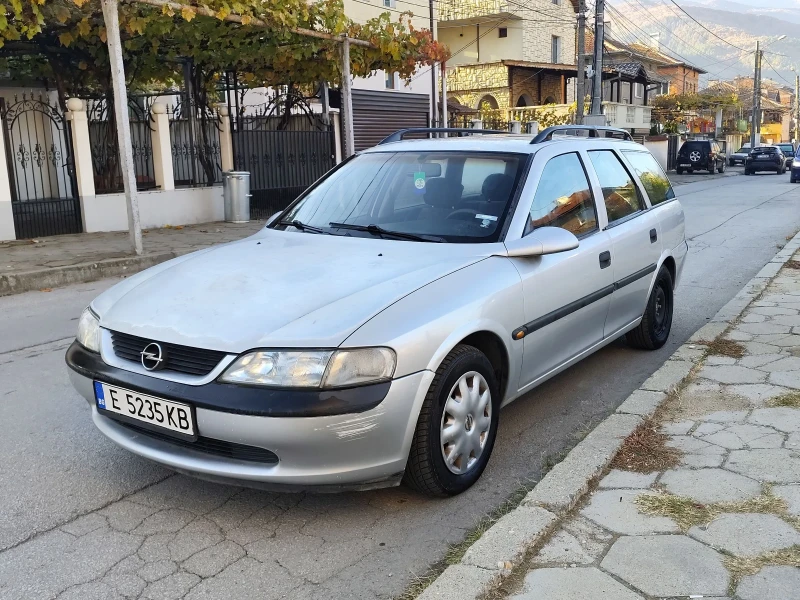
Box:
[223,171,251,223]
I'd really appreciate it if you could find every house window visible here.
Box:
[385,72,396,89]
[382,0,396,7]
[634,83,643,99]
[552,0,561,4]
[551,35,561,64]
[498,27,508,38]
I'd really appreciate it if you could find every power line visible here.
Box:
[761,54,794,87]
[660,0,748,52]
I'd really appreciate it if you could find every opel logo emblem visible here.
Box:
[141,342,165,371]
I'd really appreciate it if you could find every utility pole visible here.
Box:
[576,0,586,124]
[590,0,605,116]
[101,0,142,255]
[441,62,448,128]
[429,0,437,126]
[750,41,761,147]
[794,73,799,142]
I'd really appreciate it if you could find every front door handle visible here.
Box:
[650,228,658,243]
[599,251,611,269]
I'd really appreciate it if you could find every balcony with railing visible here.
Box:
[602,102,652,131]
[437,0,521,23]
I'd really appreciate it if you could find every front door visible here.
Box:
[512,150,614,392]
[585,149,661,338]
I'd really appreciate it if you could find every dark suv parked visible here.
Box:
[745,146,786,175]
[676,140,726,175]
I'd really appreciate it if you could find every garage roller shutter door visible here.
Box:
[352,90,430,151]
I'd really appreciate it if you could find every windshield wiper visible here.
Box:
[328,222,444,243]
[279,220,330,235]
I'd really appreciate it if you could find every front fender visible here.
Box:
[342,257,524,398]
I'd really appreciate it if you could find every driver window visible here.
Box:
[524,152,598,237]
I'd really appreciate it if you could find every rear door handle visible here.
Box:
[599,250,611,269]
[650,228,658,243]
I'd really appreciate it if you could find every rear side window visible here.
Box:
[524,152,597,237]
[587,150,643,223]
[622,151,675,206]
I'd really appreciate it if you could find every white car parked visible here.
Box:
[67,126,687,496]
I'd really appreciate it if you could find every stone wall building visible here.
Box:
[437,0,580,111]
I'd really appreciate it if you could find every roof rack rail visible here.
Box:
[530,125,633,144]
[377,128,509,145]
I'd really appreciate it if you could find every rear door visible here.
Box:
[585,148,662,339]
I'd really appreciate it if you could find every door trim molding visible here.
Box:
[511,262,657,340]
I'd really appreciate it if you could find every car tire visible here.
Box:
[676,167,684,175]
[719,161,726,173]
[729,159,734,166]
[626,266,674,351]
[403,344,500,497]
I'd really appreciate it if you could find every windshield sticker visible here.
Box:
[414,171,426,194]
[476,214,498,228]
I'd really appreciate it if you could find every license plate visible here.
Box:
[679,163,690,167]
[94,382,195,437]
[758,154,768,159]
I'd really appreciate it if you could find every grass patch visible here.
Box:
[785,260,800,270]
[609,418,682,473]
[698,338,746,359]
[766,391,800,408]
[724,545,800,593]
[635,488,789,531]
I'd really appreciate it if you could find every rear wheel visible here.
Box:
[676,167,684,175]
[626,266,674,350]
[404,345,500,496]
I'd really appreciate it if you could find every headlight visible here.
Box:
[219,348,396,388]
[76,308,101,353]
[793,158,800,167]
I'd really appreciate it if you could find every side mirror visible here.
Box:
[503,227,579,257]
[266,212,282,226]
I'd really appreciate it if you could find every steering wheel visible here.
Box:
[446,208,478,221]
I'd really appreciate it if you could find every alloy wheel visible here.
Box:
[689,151,701,162]
[440,371,492,475]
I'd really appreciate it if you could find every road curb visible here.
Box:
[417,230,800,600]
[0,252,177,297]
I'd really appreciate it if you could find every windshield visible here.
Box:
[736,147,749,153]
[276,151,526,243]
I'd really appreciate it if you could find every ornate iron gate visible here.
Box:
[229,89,336,219]
[1,95,81,238]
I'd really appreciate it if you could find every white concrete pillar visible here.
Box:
[0,122,15,241]
[216,104,234,173]
[471,119,483,130]
[332,110,343,164]
[150,102,175,191]
[510,120,522,134]
[65,98,95,199]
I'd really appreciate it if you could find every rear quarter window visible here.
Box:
[622,151,675,206]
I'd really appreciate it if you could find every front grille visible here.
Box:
[120,421,279,464]
[110,331,227,376]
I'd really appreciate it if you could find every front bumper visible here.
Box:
[67,342,434,490]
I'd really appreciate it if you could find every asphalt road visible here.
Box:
[1,171,800,600]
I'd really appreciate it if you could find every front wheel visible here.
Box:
[626,265,674,350]
[404,345,500,496]
[718,161,726,173]
[729,159,735,166]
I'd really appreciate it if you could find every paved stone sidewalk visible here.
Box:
[0,221,264,276]
[508,257,800,600]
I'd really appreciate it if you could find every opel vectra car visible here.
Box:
[66,126,687,496]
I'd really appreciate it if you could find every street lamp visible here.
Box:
[751,35,787,146]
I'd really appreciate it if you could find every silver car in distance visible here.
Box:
[66,129,687,496]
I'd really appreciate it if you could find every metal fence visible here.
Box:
[167,101,222,188]
[86,96,157,194]
[228,89,336,219]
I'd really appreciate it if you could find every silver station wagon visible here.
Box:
[66,126,687,496]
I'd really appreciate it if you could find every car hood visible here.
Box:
[93,228,501,352]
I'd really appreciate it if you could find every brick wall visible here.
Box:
[520,0,577,64]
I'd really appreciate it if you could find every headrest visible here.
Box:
[481,173,515,203]
[424,178,463,208]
